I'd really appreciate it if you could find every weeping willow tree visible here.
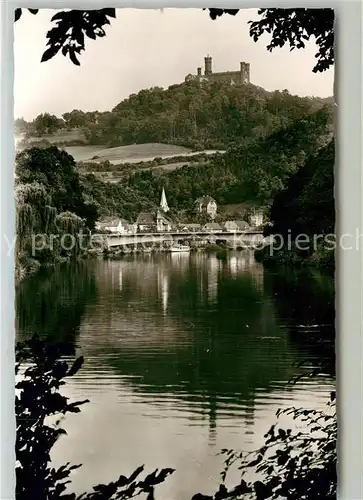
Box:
[55,211,90,257]
[16,182,50,232]
[15,182,89,280]
[16,182,49,278]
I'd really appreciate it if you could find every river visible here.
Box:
[16,251,335,499]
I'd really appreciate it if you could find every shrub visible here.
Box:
[16,335,174,500]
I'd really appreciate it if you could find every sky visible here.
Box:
[14,8,334,120]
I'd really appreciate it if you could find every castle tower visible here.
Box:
[204,55,212,76]
[240,62,250,84]
[160,187,169,213]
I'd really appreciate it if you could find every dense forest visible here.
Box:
[256,138,335,269]
[79,107,332,220]
[15,81,333,150]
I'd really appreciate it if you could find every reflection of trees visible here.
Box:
[263,268,335,371]
[16,253,335,442]
[77,253,309,439]
[16,262,98,346]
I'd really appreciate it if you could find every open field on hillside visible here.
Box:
[84,143,192,162]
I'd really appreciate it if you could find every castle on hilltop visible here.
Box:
[185,55,250,86]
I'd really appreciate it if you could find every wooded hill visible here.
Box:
[16,80,333,150]
[80,107,333,220]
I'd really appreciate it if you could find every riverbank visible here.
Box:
[254,242,335,273]
[15,243,223,282]
[15,256,69,284]
[15,250,102,284]
[16,241,249,283]
[103,239,259,257]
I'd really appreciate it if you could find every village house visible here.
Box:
[184,223,202,232]
[95,217,134,234]
[136,210,172,233]
[136,212,156,233]
[223,220,238,232]
[249,209,264,228]
[195,196,217,219]
[223,220,250,232]
[203,222,222,233]
[177,223,188,232]
[235,220,250,231]
[156,210,172,232]
[219,203,265,228]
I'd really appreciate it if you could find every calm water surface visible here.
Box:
[16,251,335,499]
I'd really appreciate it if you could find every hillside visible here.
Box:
[93,82,332,149]
[16,81,333,151]
[81,108,333,221]
[81,143,192,163]
[256,139,335,269]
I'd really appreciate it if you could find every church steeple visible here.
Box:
[160,187,169,213]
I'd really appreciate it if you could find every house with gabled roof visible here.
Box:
[183,223,202,232]
[95,217,133,234]
[195,195,217,219]
[203,222,222,233]
[224,220,250,232]
[136,212,157,233]
[136,210,172,233]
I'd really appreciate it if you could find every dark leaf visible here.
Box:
[69,49,81,66]
[116,475,129,486]
[103,9,116,18]
[51,12,66,22]
[86,29,96,40]
[15,9,22,22]
[128,465,144,482]
[41,45,61,63]
[69,50,81,66]
[67,356,84,376]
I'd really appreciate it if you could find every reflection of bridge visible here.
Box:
[99,231,264,249]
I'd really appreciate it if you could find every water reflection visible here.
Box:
[207,256,219,304]
[16,251,335,499]
[157,269,169,315]
[119,267,123,291]
[17,253,334,418]
[16,262,98,346]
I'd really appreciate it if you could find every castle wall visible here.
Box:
[206,71,243,84]
[187,58,250,86]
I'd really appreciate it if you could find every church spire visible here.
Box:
[160,187,169,213]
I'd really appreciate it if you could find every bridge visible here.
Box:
[94,230,265,250]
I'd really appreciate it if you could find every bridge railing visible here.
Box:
[104,230,263,238]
